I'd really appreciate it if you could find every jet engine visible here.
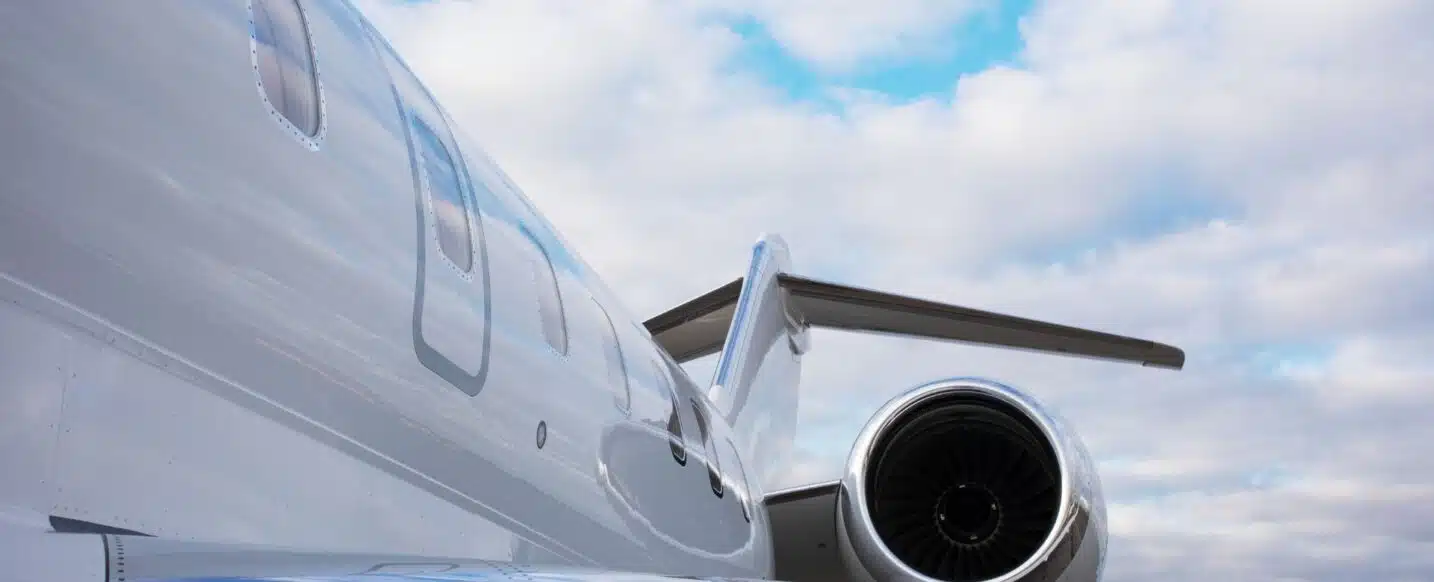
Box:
[835,378,1106,582]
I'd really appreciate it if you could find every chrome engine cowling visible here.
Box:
[836,378,1106,582]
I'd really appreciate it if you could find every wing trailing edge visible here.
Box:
[644,273,1185,370]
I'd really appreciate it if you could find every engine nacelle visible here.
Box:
[836,378,1106,582]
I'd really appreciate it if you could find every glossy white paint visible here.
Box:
[708,237,804,491]
[0,294,70,519]
[0,0,772,577]
[1,3,1183,581]
[0,524,105,582]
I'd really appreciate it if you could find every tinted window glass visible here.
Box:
[596,302,631,412]
[726,440,752,522]
[652,360,686,465]
[522,227,567,354]
[251,0,321,137]
[411,119,474,272]
[690,399,724,497]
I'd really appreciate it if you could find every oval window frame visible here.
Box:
[247,0,328,150]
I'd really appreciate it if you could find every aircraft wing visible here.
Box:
[3,525,769,582]
[645,273,1184,370]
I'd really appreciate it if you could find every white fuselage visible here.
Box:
[0,1,771,577]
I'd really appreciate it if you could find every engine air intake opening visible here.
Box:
[866,393,1061,581]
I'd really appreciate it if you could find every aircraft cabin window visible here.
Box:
[595,301,631,413]
[522,226,567,354]
[411,119,476,273]
[726,439,752,522]
[249,0,324,141]
[652,360,686,466]
[690,399,724,498]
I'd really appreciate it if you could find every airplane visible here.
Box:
[0,1,1184,581]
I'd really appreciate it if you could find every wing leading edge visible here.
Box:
[644,274,1185,370]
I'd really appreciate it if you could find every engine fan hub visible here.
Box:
[936,484,1000,544]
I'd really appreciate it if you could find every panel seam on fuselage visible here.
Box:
[0,271,594,565]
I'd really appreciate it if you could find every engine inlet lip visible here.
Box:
[838,377,1073,582]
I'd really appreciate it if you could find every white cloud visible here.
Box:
[357,0,1434,579]
[705,0,988,72]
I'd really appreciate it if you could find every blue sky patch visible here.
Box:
[1255,341,1337,378]
[998,163,1238,271]
[726,0,1034,105]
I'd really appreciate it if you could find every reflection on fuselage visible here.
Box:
[598,421,754,563]
[0,1,771,578]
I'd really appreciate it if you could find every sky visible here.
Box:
[356,1,1434,580]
